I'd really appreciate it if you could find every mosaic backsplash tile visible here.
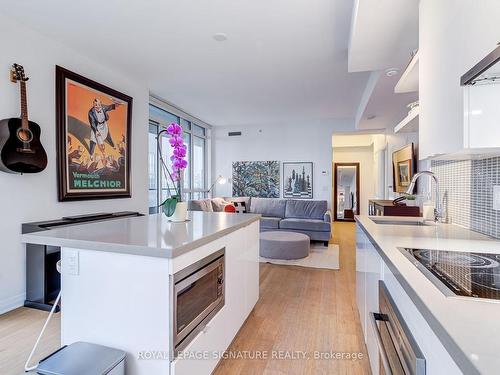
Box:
[431,157,500,239]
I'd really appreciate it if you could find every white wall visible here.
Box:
[332,146,375,216]
[212,120,353,208]
[0,16,149,313]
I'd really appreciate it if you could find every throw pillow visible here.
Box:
[211,197,231,212]
[233,201,247,213]
[224,204,236,213]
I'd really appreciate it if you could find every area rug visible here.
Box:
[260,243,340,270]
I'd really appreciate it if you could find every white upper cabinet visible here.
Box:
[465,82,500,149]
[418,0,500,160]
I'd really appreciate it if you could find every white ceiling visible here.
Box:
[357,71,418,130]
[348,0,419,73]
[349,0,419,131]
[0,0,371,127]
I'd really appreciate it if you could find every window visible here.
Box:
[148,101,210,214]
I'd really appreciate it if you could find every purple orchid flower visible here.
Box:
[167,122,182,136]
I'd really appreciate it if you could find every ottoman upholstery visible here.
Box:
[260,231,310,260]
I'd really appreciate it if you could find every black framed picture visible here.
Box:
[55,66,132,201]
[283,162,313,199]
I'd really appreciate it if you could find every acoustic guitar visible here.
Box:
[0,64,47,174]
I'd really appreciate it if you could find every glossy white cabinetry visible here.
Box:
[171,222,259,375]
[355,224,383,375]
[383,266,462,375]
[465,84,500,149]
[418,0,500,160]
[61,221,260,375]
[355,223,462,375]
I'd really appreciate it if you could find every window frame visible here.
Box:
[148,96,211,213]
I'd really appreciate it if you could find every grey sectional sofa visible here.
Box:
[189,197,332,245]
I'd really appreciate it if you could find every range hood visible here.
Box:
[461,44,500,85]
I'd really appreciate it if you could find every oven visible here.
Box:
[172,248,225,354]
[370,282,425,375]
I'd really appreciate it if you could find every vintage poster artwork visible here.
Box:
[56,66,132,201]
[283,162,313,199]
[232,161,280,198]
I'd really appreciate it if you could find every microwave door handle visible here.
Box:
[370,312,393,375]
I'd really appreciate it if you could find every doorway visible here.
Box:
[334,163,360,222]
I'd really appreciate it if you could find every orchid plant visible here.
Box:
[157,123,188,217]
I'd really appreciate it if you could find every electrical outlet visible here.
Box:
[63,249,79,275]
[494,186,500,211]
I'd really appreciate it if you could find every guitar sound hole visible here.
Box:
[17,128,33,143]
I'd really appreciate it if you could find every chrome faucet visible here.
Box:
[405,171,445,222]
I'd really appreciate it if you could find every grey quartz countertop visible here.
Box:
[356,215,500,375]
[21,212,260,258]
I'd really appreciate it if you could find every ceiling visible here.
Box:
[349,0,419,131]
[0,0,371,127]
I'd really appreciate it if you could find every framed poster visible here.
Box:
[56,66,132,201]
[283,162,313,199]
[392,143,415,193]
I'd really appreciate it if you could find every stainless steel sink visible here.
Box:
[370,218,432,226]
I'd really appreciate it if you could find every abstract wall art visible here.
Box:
[232,161,280,198]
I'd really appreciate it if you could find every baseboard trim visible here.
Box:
[0,293,25,315]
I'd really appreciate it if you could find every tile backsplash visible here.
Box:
[432,157,500,239]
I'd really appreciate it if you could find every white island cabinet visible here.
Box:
[22,212,261,375]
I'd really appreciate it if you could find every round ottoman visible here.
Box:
[260,231,310,260]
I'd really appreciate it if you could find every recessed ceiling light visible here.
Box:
[385,68,400,77]
[213,33,227,42]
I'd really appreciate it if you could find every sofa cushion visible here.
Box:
[280,218,330,232]
[285,200,327,220]
[211,197,231,212]
[260,216,282,230]
[189,199,213,212]
[250,198,287,218]
[224,196,251,208]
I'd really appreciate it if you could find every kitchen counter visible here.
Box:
[20,211,261,375]
[356,215,500,375]
[21,211,260,258]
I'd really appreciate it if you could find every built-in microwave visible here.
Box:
[171,248,225,355]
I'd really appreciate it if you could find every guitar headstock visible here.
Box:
[10,63,29,83]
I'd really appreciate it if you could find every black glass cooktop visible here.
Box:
[400,248,500,301]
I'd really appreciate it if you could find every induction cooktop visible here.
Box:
[400,248,500,301]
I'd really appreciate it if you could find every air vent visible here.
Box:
[228,131,242,137]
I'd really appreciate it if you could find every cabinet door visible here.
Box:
[465,84,500,149]
[355,224,367,338]
[365,241,383,375]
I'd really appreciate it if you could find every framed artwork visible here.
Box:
[393,143,415,193]
[283,162,313,199]
[232,161,280,198]
[56,66,132,201]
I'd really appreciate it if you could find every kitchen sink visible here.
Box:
[370,218,432,226]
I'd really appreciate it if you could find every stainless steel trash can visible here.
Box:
[36,342,126,375]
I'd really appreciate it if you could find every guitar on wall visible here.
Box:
[0,63,47,174]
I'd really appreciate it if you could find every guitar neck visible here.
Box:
[20,81,29,130]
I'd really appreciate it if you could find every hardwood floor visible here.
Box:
[0,222,369,375]
[213,221,371,375]
[0,305,60,375]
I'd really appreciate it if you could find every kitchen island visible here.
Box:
[21,211,261,375]
[355,215,500,375]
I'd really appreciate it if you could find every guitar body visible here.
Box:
[0,117,48,174]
